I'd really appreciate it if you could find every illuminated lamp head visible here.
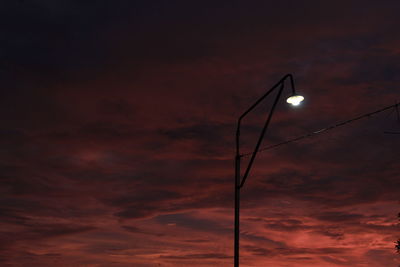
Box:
[286,94,304,106]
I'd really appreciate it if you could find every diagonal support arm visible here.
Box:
[235,74,296,188]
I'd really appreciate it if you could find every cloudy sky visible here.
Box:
[1,1,400,266]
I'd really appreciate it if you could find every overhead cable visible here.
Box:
[241,102,400,157]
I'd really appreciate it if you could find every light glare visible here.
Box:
[286,95,304,106]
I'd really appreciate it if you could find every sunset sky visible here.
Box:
[1,1,400,266]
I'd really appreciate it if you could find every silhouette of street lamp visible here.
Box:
[234,74,304,267]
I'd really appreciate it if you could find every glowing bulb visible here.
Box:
[286,94,304,106]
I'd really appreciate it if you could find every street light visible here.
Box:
[286,94,305,106]
[234,74,304,267]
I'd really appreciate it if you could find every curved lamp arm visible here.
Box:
[236,74,297,188]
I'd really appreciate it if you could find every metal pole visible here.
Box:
[234,76,291,266]
[234,155,240,267]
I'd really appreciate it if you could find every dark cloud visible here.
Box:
[155,213,230,233]
[113,190,183,219]
[315,212,365,223]
[264,219,309,232]
[160,253,231,259]
[183,239,210,243]
[122,225,165,237]
[28,223,96,238]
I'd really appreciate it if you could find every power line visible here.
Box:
[241,102,400,158]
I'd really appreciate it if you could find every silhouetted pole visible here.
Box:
[234,74,303,267]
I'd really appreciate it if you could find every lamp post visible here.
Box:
[234,74,304,267]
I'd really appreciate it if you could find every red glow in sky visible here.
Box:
[1,1,400,266]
